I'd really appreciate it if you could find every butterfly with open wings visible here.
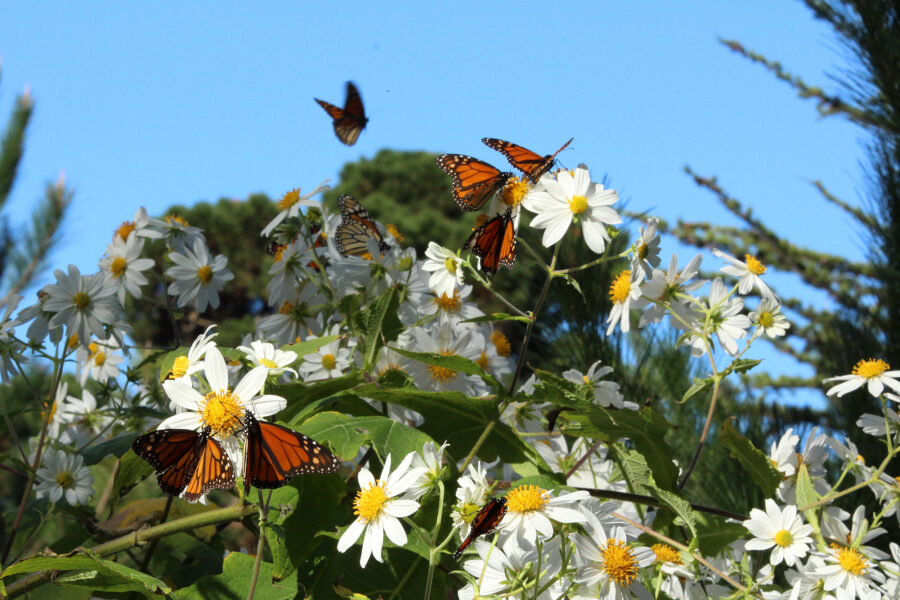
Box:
[315,81,368,146]
[435,154,513,212]
[482,137,573,183]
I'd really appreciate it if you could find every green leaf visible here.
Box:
[359,287,404,369]
[275,372,364,422]
[462,313,531,325]
[79,434,136,466]
[726,358,763,374]
[1,550,169,595]
[557,272,585,300]
[608,445,654,495]
[172,552,297,600]
[680,377,713,404]
[693,512,748,557]
[508,474,568,492]
[264,522,293,582]
[299,411,434,460]
[719,418,781,498]
[565,406,678,491]
[530,368,592,410]
[283,334,341,360]
[278,475,349,573]
[795,463,818,509]
[648,486,697,538]
[391,346,502,395]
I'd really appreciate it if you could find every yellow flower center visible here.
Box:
[67,334,80,351]
[197,265,213,284]
[652,543,681,564]
[583,374,590,384]
[272,246,285,262]
[600,538,639,585]
[170,355,190,379]
[279,301,294,315]
[506,484,548,513]
[435,292,461,312]
[377,362,406,377]
[353,480,388,522]
[200,389,245,436]
[427,350,457,384]
[569,194,588,214]
[92,351,106,367]
[460,502,480,524]
[852,358,890,379]
[856,454,865,465]
[609,270,632,305]
[476,351,490,370]
[831,544,868,576]
[636,242,649,261]
[73,292,91,310]
[774,529,794,547]
[444,257,457,275]
[490,331,511,357]
[110,256,128,278]
[56,471,75,489]
[165,214,190,227]
[502,177,528,207]
[385,223,405,242]
[115,221,135,241]
[745,254,767,275]
[276,188,301,211]
[758,311,774,328]
[321,354,337,371]
[396,255,414,271]
[260,358,278,369]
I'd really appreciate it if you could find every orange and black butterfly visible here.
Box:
[464,208,517,276]
[315,81,368,146]
[453,497,508,558]
[242,411,342,495]
[482,137,573,183]
[435,154,512,212]
[336,194,390,257]
[132,427,235,502]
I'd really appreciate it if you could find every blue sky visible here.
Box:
[0,3,870,407]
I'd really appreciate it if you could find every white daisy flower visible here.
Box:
[407,441,449,500]
[686,278,751,356]
[299,338,351,380]
[523,166,621,253]
[817,542,886,600]
[44,265,119,343]
[266,239,310,308]
[563,360,634,410]
[0,295,25,382]
[257,286,326,344]
[744,499,814,567]
[777,427,830,504]
[421,242,464,298]
[17,290,64,344]
[768,428,800,480]
[34,449,94,506]
[606,270,644,335]
[114,206,165,242]
[451,461,492,540]
[159,346,287,482]
[634,253,704,328]
[856,405,900,438]
[712,248,777,302]
[500,484,588,545]
[152,213,204,252]
[167,325,218,385]
[166,238,234,312]
[534,435,618,490]
[824,358,900,398]
[412,285,483,327]
[406,322,483,394]
[260,181,330,238]
[99,234,155,305]
[336,452,425,568]
[630,217,661,279]
[76,336,124,385]
[749,299,790,339]
[458,536,563,600]
[237,340,298,378]
[59,388,111,447]
[573,521,654,600]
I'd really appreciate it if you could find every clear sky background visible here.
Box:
[0,2,871,408]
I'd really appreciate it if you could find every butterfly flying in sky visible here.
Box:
[315,81,368,146]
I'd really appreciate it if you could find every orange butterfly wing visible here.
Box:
[182,435,236,502]
[315,81,368,146]
[132,428,235,500]
[482,137,573,183]
[336,194,390,257]
[435,154,512,212]
[453,497,508,558]
[464,208,517,275]
[243,412,342,494]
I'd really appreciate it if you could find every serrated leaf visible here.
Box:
[681,377,713,404]
[360,287,403,369]
[299,411,434,461]
[274,372,364,422]
[648,487,697,538]
[264,522,293,582]
[729,358,762,374]
[719,418,781,498]
[796,463,818,510]
[172,552,297,600]
[608,445,654,495]
[391,347,502,395]
[462,313,531,325]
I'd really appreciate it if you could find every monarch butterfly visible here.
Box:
[314,81,368,146]
[132,427,235,502]
[242,411,342,495]
[482,137,574,183]
[336,194,390,257]
[453,497,508,558]
[435,154,512,212]
[464,208,516,276]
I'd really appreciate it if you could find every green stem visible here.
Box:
[423,481,445,600]
[798,445,900,512]
[576,487,747,520]
[246,490,270,600]
[387,556,423,600]
[463,261,527,318]
[553,248,630,275]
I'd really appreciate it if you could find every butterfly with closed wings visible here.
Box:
[242,410,342,495]
[315,81,368,146]
[482,137,574,184]
[132,426,235,502]
[336,194,391,258]
[435,154,513,212]
[453,497,508,558]
[464,208,517,276]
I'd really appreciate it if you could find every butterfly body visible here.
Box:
[464,208,516,276]
[482,137,573,183]
[435,154,512,212]
[242,411,342,495]
[315,81,368,146]
[132,427,235,502]
[336,194,390,257]
[453,497,508,558]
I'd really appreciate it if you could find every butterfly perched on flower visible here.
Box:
[464,208,516,276]
[453,497,508,558]
[482,137,573,183]
[242,411,342,495]
[132,427,235,502]
[435,154,512,212]
[315,81,368,146]
[336,194,390,258]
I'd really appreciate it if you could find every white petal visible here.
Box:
[162,381,205,411]
[382,515,408,547]
[384,498,419,519]
[233,366,268,404]
[337,519,365,552]
[204,347,229,391]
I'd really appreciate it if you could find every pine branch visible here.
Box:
[0,88,33,210]
[810,179,879,231]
